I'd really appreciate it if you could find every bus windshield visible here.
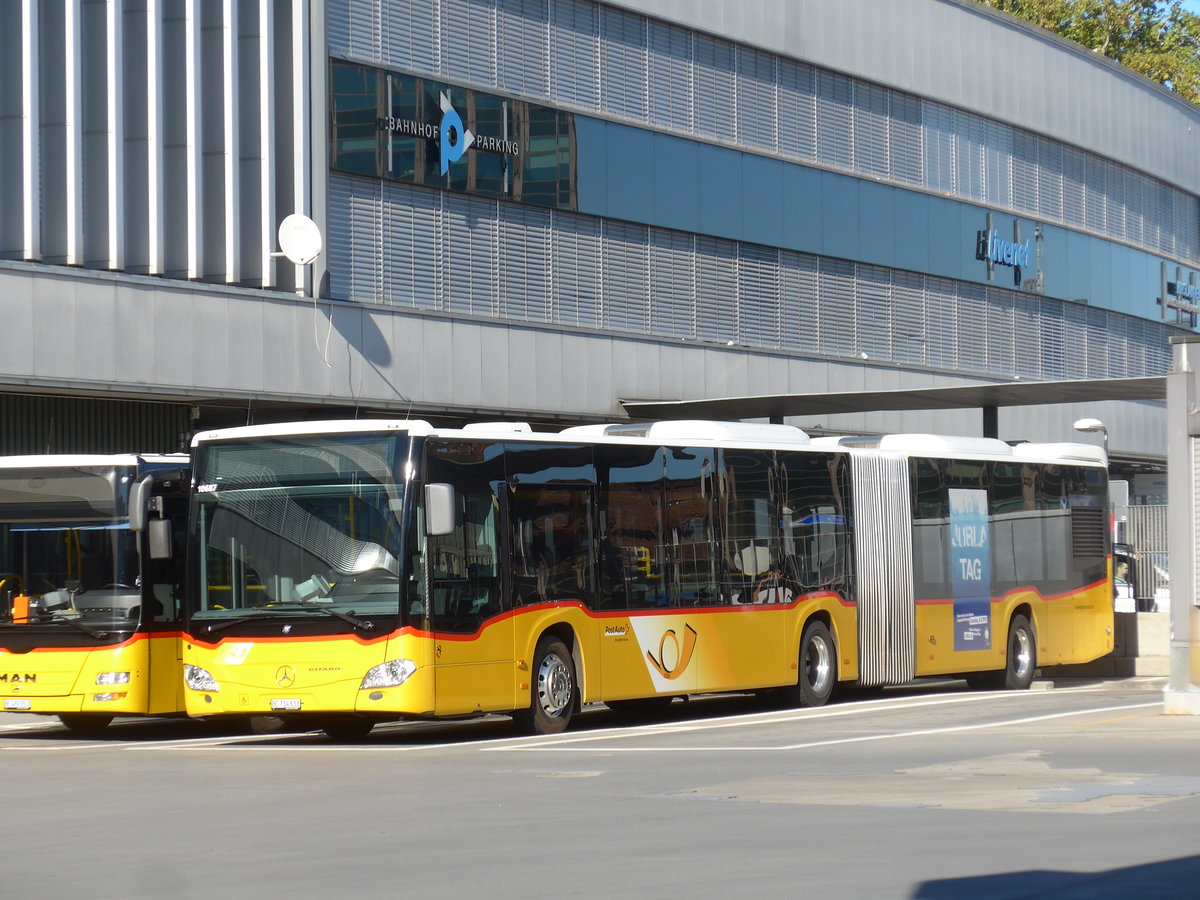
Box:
[190,433,410,626]
[0,466,144,630]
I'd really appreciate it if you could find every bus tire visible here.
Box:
[513,637,576,735]
[968,614,1036,690]
[779,620,836,708]
[1001,614,1036,690]
[320,716,375,742]
[59,714,113,735]
[249,715,289,735]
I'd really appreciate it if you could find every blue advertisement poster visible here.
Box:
[948,488,992,651]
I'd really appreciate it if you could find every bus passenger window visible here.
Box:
[595,445,665,610]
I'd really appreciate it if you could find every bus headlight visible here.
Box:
[95,672,131,685]
[184,664,220,692]
[360,659,417,689]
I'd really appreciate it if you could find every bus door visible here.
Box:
[425,441,514,716]
[142,501,187,714]
[594,444,703,697]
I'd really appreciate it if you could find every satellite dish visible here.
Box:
[277,213,323,265]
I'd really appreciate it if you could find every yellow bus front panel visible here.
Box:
[0,636,164,717]
[183,630,458,719]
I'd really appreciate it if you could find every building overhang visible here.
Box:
[621,376,1166,424]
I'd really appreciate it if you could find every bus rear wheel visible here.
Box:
[513,637,576,735]
[58,714,113,735]
[778,620,836,708]
[1000,614,1036,690]
[969,614,1036,691]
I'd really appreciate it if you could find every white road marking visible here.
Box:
[492,701,1161,753]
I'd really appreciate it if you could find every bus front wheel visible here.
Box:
[59,714,113,735]
[514,637,576,735]
[320,716,375,742]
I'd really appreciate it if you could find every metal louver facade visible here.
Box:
[0,0,318,295]
[0,395,191,456]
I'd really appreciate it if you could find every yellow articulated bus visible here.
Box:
[0,455,189,734]
[181,419,1113,740]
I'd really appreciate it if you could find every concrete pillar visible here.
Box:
[1164,336,1200,713]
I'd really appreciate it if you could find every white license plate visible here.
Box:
[270,698,302,711]
[4,699,32,711]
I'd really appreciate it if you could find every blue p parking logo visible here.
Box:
[439,92,475,175]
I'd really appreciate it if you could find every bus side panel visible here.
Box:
[432,615,515,716]
[912,599,1004,676]
[595,596,856,703]
[146,632,184,714]
[1060,579,1115,664]
[510,606,597,710]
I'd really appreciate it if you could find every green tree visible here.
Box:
[975,0,1200,104]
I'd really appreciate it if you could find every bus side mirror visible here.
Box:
[148,519,173,560]
[424,483,455,537]
[128,475,155,532]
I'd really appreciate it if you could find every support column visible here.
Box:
[981,405,998,439]
[1165,335,1200,714]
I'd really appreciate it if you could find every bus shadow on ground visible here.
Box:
[912,854,1200,898]
[0,677,983,746]
[251,679,982,747]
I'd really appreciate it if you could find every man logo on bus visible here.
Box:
[646,624,698,680]
[439,92,475,175]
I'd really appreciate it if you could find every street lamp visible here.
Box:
[1073,417,1109,458]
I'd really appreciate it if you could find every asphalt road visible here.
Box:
[1,676,1197,899]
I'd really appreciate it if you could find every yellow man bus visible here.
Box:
[0,455,189,733]
[181,420,1112,739]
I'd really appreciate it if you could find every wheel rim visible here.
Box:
[804,634,832,695]
[536,651,573,718]
[1011,627,1033,680]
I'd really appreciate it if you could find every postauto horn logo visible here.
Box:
[439,92,474,175]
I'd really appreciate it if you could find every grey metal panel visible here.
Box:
[31,271,75,379]
[227,288,266,389]
[2,264,35,375]
[192,293,231,391]
[0,260,1169,457]
[385,310,423,406]
[72,279,118,384]
[114,281,159,385]
[153,287,198,387]
[260,294,300,395]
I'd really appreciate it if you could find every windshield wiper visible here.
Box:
[275,604,375,631]
[199,606,374,635]
[56,618,112,639]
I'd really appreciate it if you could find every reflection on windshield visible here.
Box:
[194,485,404,621]
[0,523,144,627]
